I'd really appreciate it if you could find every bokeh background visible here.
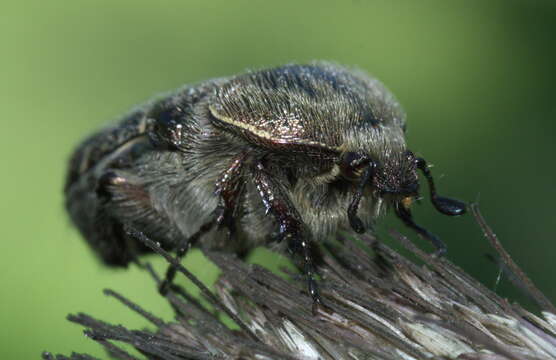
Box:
[2,0,556,358]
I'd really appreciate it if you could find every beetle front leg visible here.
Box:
[394,201,447,256]
[252,161,323,313]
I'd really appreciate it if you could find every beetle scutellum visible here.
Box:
[65,62,465,309]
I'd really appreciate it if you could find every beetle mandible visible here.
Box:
[65,62,466,307]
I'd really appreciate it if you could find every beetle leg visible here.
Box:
[252,160,324,313]
[394,201,447,256]
[159,220,215,294]
[160,153,246,294]
[347,163,375,233]
[214,153,247,241]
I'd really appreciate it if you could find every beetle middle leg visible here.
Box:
[160,153,247,294]
[252,160,324,313]
[214,153,247,240]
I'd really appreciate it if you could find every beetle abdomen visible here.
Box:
[64,107,160,266]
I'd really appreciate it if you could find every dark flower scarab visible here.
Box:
[65,62,465,309]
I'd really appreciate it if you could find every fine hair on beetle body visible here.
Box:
[65,61,466,309]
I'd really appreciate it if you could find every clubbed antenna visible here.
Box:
[415,157,466,216]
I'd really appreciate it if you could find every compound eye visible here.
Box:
[340,152,371,180]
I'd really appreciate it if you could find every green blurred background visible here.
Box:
[2,0,556,358]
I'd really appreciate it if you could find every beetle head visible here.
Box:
[341,150,466,235]
[373,150,420,198]
[339,150,418,197]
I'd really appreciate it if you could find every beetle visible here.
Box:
[65,62,465,308]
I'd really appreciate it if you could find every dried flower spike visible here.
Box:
[44,205,556,360]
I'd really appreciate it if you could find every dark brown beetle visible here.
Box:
[65,62,465,308]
